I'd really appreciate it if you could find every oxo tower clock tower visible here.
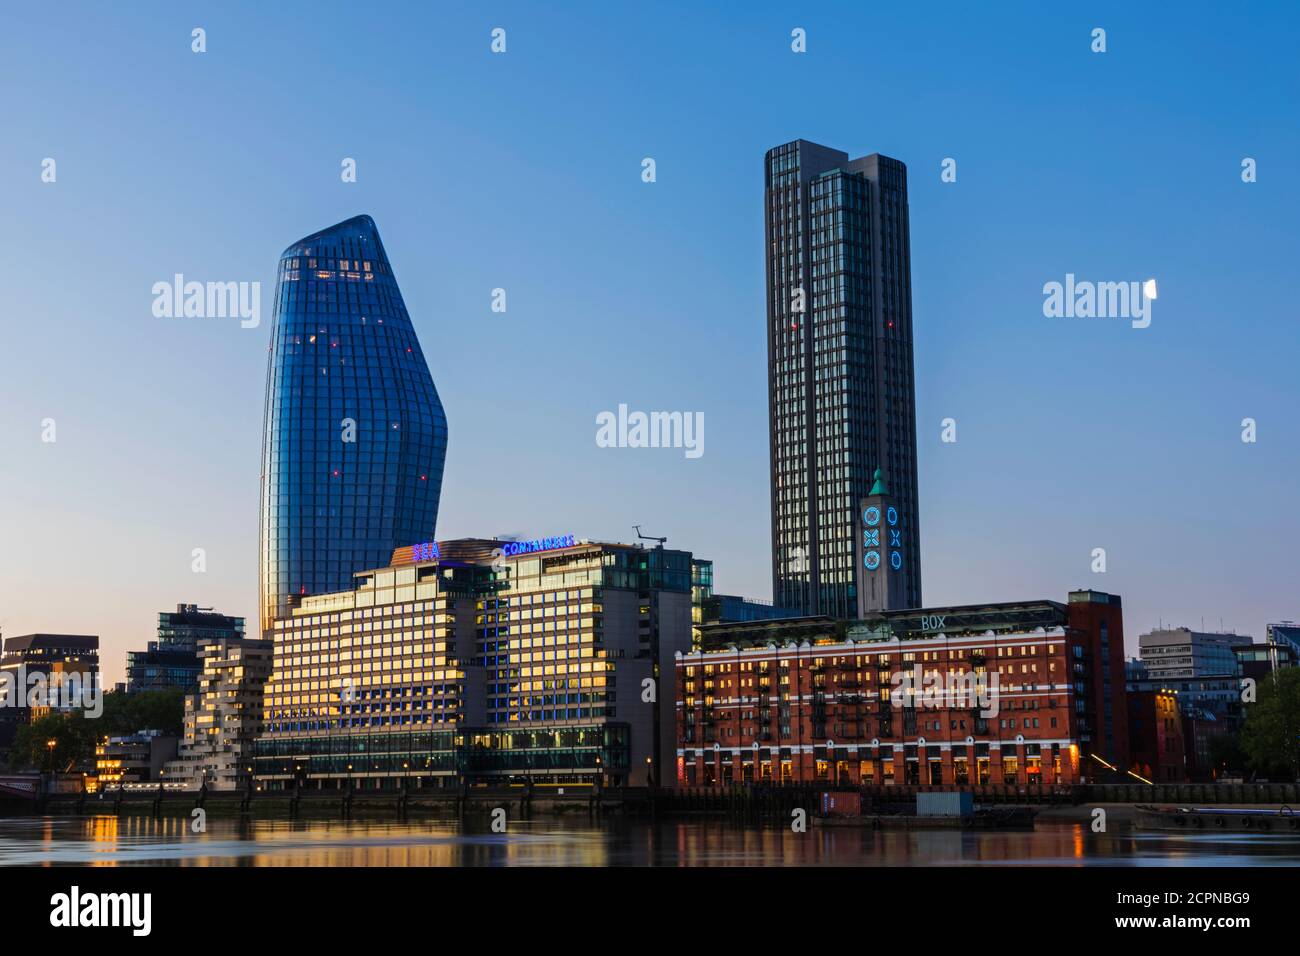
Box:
[855,468,917,614]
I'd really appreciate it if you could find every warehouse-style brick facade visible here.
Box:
[675,591,1127,788]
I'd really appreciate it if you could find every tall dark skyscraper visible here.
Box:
[258,215,448,632]
[766,140,921,618]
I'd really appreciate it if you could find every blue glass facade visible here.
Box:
[258,216,448,632]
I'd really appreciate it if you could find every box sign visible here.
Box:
[501,534,576,557]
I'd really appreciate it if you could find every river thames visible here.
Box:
[2,813,1299,866]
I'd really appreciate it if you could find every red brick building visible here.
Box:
[1064,590,1129,777]
[1127,689,1187,783]
[675,592,1127,789]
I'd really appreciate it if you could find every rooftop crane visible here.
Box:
[633,525,667,549]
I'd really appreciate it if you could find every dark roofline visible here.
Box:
[3,634,100,652]
[695,600,1078,653]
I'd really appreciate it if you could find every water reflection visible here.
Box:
[0,816,1297,867]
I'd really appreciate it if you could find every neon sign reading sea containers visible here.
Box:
[500,534,576,557]
[411,542,441,562]
[405,535,576,565]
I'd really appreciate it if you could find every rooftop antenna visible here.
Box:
[633,525,667,549]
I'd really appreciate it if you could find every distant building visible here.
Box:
[1127,690,1186,783]
[1234,640,1295,682]
[1182,709,1231,782]
[1138,627,1245,680]
[93,731,178,788]
[162,638,273,790]
[688,559,797,648]
[1125,669,1244,782]
[0,633,99,700]
[0,634,99,754]
[1266,623,1300,659]
[1126,636,1292,781]
[1125,674,1241,717]
[675,590,1128,788]
[702,594,800,626]
[125,604,245,694]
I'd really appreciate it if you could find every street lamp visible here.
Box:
[46,739,57,775]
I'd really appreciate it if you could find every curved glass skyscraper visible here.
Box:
[258,215,448,632]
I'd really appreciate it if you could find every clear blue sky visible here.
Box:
[2,1,1297,684]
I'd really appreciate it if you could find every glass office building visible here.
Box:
[1266,623,1300,659]
[766,140,921,617]
[258,215,448,633]
[1137,627,1246,680]
[254,537,696,789]
[125,604,246,693]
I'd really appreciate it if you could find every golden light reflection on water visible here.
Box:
[664,821,1107,866]
[4,816,1298,867]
